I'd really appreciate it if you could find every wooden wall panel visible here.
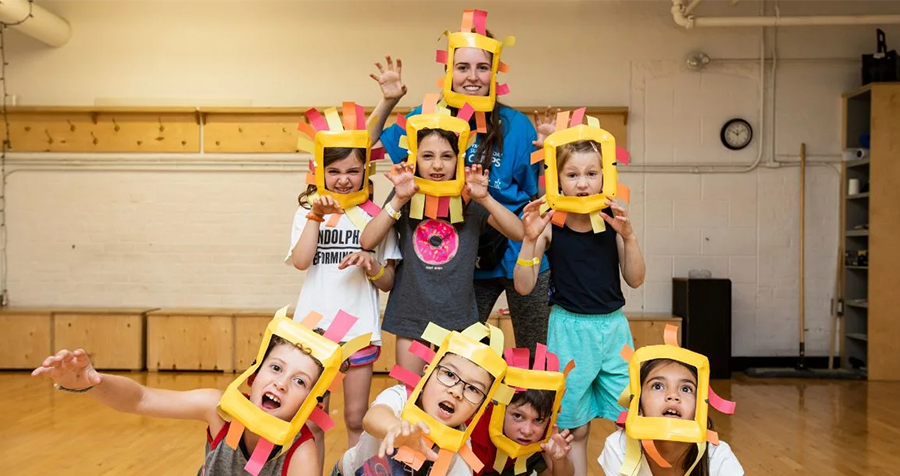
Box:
[53,311,146,370]
[0,309,53,368]
[146,309,234,372]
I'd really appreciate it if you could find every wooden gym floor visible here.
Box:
[2,371,897,475]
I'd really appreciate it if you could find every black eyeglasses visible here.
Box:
[434,364,487,404]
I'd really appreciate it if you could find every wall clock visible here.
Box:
[720,118,753,150]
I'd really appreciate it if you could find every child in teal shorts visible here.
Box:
[513,136,646,476]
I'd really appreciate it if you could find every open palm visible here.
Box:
[370,55,407,100]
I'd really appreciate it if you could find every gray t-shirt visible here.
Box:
[382,197,489,339]
[198,422,313,476]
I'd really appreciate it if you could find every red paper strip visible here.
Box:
[616,410,628,428]
[356,103,366,130]
[305,108,329,132]
[435,50,448,64]
[569,107,586,127]
[616,146,631,166]
[472,9,487,35]
[308,406,335,432]
[437,196,450,218]
[457,103,475,123]
[371,147,385,161]
[396,113,407,130]
[244,437,276,476]
[323,309,358,343]
[389,365,422,390]
[533,343,547,371]
[409,340,437,363]
[708,387,736,414]
[358,200,381,217]
[495,83,510,96]
[546,352,559,372]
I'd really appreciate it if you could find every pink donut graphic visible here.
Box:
[413,219,459,265]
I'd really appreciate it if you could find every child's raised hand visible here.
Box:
[540,425,574,461]
[311,195,343,217]
[378,420,439,461]
[532,106,559,148]
[31,349,102,390]
[601,199,634,239]
[464,164,490,201]
[522,198,554,241]
[370,55,407,101]
[385,163,419,201]
[338,250,378,273]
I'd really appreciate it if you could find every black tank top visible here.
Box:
[546,210,626,315]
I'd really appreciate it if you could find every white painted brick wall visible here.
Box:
[2,0,877,357]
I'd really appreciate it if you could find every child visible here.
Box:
[31,336,322,476]
[598,359,744,476]
[514,137,646,476]
[288,100,403,467]
[360,127,524,374]
[336,352,496,476]
[470,389,575,476]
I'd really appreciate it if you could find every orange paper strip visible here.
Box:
[641,440,672,468]
[297,120,317,139]
[305,173,315,185]
[342,102,357,131]
[551,210,568,227]
[458,445,485,473]
[498,61,509,73]
[706,429,720,445]
[326,212,342,228]
[461,187,470,204]
[620,344,634,362]
[555,110,570,132]
[424,194,439,219]
[617,183,631,204]
[422,93,440,114]
[299,311,323,329]
[562,359,576,377]
[460,9,474,32]
[225,419,244,450]
[436,77,445,89]
[530,149,545,164]
[328,371,345,392]
[475,111,487,134]
[430,449,454,476]
[664,324,679,347]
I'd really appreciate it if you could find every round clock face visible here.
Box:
[721,119,752,150]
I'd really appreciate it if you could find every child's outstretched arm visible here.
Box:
[367,55,406,146]
[339,252,397,292]
[602,199,646,288]
[465,164,525,241]
[360,163,418,251]
[362,404,439,461]
[540,425,575,476]
[514,198,553,295]
[291,196,344,270]
[32,349,222,427]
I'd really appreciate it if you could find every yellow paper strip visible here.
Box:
[493,384,514,405]
[590,210,606,233]
[586,115,600,129]
[461,324,488,341]
[502,36,516,47]
[449,196,464,223]
[539,198,550,215]
[297,136,315,153]
[345,207,369,232]
[493,451,508,473]
[342,333,373,361]
[514,455,529,475]
[684,443,707,475]
[438,107,451,116]
[410,193,425,220]
[422,322,450,346]
[324,107,343,132]
[489,325,504,355]
[621,436,642,475]
[398,135,409,150]
[617,386,631,408]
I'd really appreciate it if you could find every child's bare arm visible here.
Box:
[602,199,645,288]
[514,199,553,295]
[338,253,397,292]
[540,426,575,476]
[465,164,525,241]
[32,349,222,428]
[360,164,418,251]
[287,438,320,476]
[367,55,406,146]
[363,404,439,460]
[292,196,344,270]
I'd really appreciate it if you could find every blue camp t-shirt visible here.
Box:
[380,104,550,280]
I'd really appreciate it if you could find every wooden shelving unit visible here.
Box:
[840,82,900,381]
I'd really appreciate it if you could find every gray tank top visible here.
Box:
[198,422,314,476]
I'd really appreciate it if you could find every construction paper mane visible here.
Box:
[296,101,385,230]
[488,344,575,475]
[530,107,633,233]
[388,322,512,476]
[615,325,737,475]
[217,306,370,476]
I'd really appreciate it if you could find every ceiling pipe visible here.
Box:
[0,0,71,47]
[672,0,900,28]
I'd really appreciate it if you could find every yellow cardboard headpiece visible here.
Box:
[531,107,633,233]
[487,344,574,475]
[615,325,736,475]
[217,307,371,476]
[388,322,512,476]
[436,9,515,113]
[296,102,385,230]
[393,95,474,223]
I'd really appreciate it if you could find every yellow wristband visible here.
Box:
[516,257,541,267]
[368,264,386,281]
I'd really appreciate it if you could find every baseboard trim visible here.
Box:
[731,356,841,371]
